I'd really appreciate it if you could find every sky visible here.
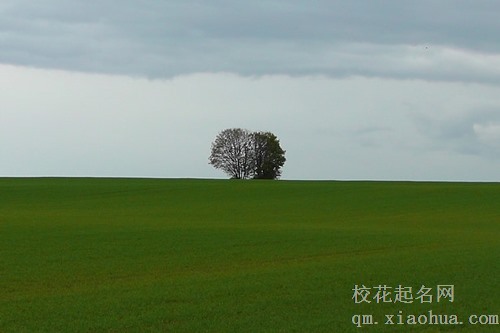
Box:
[1,1,500,181]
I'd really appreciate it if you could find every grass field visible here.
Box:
[0,178,498,332]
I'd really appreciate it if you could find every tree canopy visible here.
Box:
[252,131,286,179]
[209,128,286,179]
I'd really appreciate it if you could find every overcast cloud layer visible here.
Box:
[1,2,500,180]
[2,0,500,83]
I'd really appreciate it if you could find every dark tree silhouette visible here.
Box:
[252,131,286,179]
[208,128,254,179]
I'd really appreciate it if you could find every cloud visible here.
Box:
[1,1,500,83]
[413,108,500,158]
[473,122,500,150]
[2,64,500,180]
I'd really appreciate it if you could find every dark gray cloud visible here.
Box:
[1,0,500,81]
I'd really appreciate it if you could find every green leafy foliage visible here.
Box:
[252,131,286,179]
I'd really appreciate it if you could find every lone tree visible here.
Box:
[209,128,286,179]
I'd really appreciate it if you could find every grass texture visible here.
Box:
[0,178,498,332]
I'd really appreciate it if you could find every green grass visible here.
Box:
[0,178,498,332]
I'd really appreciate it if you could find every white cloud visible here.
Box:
[2,64,500,180]
[473,122,500,149]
